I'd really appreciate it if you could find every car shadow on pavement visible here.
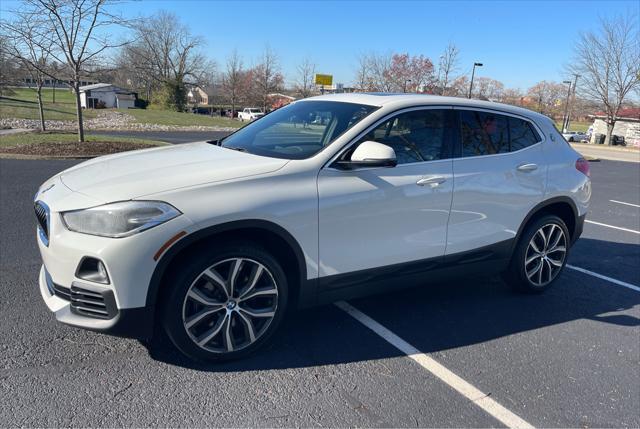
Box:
[145,238,640,371]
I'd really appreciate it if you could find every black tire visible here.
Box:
[505,214,570,293]
[162,241,288,362]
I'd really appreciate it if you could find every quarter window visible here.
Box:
[509,117,541,151]
[355,109,452,165]
[459,110,509,156]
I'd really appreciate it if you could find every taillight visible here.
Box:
[575,157,590,177]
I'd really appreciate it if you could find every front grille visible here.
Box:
[34,201,49,245]
[70,285,114,319]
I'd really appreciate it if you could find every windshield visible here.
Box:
[249,109,262,113]
[222,101,377,159]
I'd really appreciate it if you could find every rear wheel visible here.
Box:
[162,242,288,362]
[506,215,570,293]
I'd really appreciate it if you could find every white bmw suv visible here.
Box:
[35,94,591,361]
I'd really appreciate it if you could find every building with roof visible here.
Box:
[588,108,640,147]
[79,83,137,109]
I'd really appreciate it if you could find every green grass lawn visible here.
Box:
[0,87,96,121]
[1,87,241,128]
[554,121,591,133]
[0,131,165,148]
[126,108,241,128]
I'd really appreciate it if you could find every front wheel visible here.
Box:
[162,242,288,362]
[505,215,570,293]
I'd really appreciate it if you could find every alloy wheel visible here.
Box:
[524,223,567,287]
[182,258,279,353]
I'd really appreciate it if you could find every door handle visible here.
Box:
[517,163,538,172]
[417,175,447,187]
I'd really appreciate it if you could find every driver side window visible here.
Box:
[357,109,453,165]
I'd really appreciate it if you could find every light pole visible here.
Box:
[565,74,579,132]
[561,80,572,132]
[403,79,412,93]
[468,62,483,99]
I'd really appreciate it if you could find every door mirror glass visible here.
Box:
[336,141,397,169]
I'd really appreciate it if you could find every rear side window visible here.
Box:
[510,117,541,151]
[459,110,509,156]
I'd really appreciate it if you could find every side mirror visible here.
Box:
[336,141,397,170]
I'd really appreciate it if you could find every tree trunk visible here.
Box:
[36,84,46,132]
[73,79,85,142]
[605,121,615,146]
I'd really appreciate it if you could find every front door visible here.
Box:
[318,108,455,279]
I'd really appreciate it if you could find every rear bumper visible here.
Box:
[573,213,586,245]
[39,265,154,339]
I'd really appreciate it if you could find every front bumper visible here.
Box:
[39,265,153,338]
[35,179,194,339]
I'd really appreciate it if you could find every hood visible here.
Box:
[60,142,289,203]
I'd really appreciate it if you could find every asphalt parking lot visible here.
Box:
[0,156,638,427]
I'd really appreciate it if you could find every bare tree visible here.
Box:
[252,46,283,111]
[125,11,213,111]
[222,49,245,116]
[527,80,567,117]
[568,13,640,144]
[294,57,316,98]
[353,54,373,91]
[0,35,20,95]
[473,77,505,101]
[437,42,460,95]
[21,0,128,142]
[1,10,57,131]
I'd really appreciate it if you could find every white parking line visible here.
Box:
[585,219,640,235]
[335,301,535,429]
[609,199,640,208]
[566,265,640,292]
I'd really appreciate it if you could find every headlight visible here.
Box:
[61,201,181,238]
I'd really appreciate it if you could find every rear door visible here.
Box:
[446,108,547,256]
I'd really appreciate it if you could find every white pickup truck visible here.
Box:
[237,108,265,122]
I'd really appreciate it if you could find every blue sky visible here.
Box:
[3,0,638,89]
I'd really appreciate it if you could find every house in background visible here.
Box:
[79,83,137,109]
[267,93,296,110]
[588,108,640,147]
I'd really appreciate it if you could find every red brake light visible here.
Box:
[575,158,590,177]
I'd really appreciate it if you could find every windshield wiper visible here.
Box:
[223,146,248,153]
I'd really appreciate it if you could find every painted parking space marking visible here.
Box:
[585,219,640,235]
[609,199,640,208]
[566,264,640,292]
[335,301,535,429]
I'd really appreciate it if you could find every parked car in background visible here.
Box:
[34,93,590,362]
[238,108,265,121]
[562,131,588,142]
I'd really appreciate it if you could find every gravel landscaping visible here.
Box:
[0,110,238,132]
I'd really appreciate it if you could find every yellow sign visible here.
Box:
[315,74,333,86]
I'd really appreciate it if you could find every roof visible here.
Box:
[79,83,135,94]
[79,83,114,91]
[591,108,640,120]
[303,93,551,122]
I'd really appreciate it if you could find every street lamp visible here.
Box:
[403,79,412,93]
[467,62,483,99]
[561,80,572,132]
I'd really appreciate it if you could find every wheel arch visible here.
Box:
[146,219,311,334]
[513,197,580,252]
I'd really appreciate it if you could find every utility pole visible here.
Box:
[468,62,482,99]
[565,73,579,132]
[561,80,572,132]
[403,79,412,93]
